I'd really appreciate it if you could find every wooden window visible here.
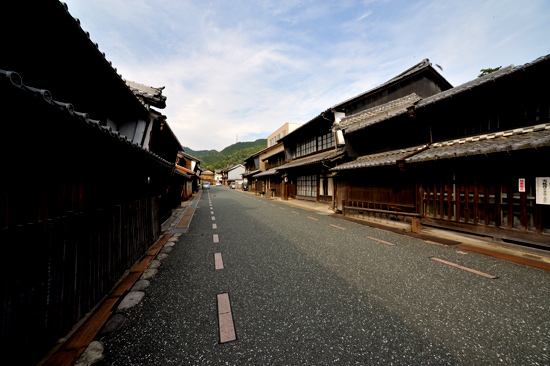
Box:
[296,137,315,158]
[297,175,317,197]
[317,132,334,151]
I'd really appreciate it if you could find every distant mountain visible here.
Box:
[183,139,267,170]
[181,147,217,157]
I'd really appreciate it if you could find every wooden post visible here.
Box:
[446,179,452,220]
[520,191,527,231]
[536,204,543,234]
[507,185,514,228]
[411,218,421,233]
[342,200,346,216]
[495,185,502,227]
[473,181,479,225]
[455,181,461,222]
[439,180,445,220]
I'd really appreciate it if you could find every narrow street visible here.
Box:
[97,187,550,365]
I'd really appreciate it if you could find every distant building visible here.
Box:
[222,164,245,187]
[176,151,201,199]
[200,169,215,184]
[214,170,223,183]
[243,142,286,196]
[267,122,302,147]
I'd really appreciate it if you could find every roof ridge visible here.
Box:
[386,59,431,83]
[341,93,421,122]
[330,58,445,110]
[416,54,550,109]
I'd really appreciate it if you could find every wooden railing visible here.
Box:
[342,200,420,219]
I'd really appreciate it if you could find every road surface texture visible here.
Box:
[96,187,550,365]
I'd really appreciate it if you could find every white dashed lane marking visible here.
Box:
[217,293,237,343]
[214,253,224,269]
[365,235,396,246]
[429,257,498,279]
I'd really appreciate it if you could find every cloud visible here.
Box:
[65,0,550,150]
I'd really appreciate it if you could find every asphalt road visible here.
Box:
[96,187,550,365]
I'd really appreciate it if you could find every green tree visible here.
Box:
[478,66,502,78]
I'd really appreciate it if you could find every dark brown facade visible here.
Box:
[333,55,550,247]
[1,2,187,364]
[277,111,343,206]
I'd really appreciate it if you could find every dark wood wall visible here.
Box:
[1,198,160,365]
[337,166,416,214]
[0,78,178,365]
[417,153,550,247]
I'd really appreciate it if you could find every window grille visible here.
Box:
[297,175,317,197]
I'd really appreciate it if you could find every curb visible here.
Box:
[40,194,202,366]
[251,192,550,271]
[41,233,175,366]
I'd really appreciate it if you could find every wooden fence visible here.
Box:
[0,197,160,365]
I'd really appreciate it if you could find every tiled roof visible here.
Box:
[1,69,173,168]
[331,59,447,110]
[416,54,550,110]
[277,148,345,170]
[331,145,424,171]
[409,124,550,163]
[176,165,197,176]
[332,123,550,171]
[61,1,153,111]
[224,164,245,172]
[253,168,278,178]
[243,169,261,177]
[340,93,421,133]
[178,151,200,162]
[125,79,167,109]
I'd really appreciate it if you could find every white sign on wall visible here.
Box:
[536,177,550,205]
[518,178,526,193]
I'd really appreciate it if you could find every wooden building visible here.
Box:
[176,151,201,200]
[222,164,245,187]
[327,59,452,212]
[276,111,345,205]
[333,55,550,247]
[200,169,215,184]
[0,2,187,364]
[243,142,286,196]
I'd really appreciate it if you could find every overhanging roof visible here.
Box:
[409,124,550,163]
[341,93,421,134]
[2,1,150,122]
[176,165,198,176]
[0,69,173,168]
[253,168,278,178]
[243,169,261,177]
[125,79,167,109]
[332,123,550,171]
[277,148,345,170]
[331,145,424,171]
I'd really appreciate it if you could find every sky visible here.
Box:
[64,0,550,152]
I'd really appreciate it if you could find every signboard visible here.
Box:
[518,178,526,193]
[536,177,550,205]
